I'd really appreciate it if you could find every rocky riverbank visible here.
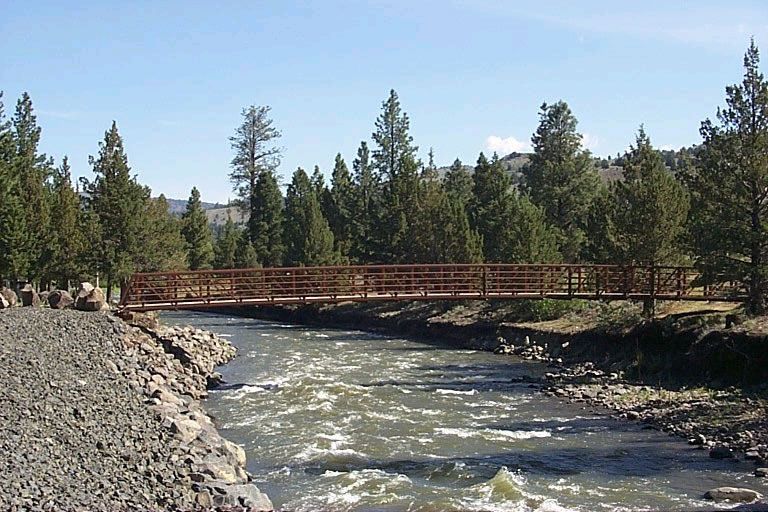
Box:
[0,308,272,511]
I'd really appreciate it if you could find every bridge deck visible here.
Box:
[118,264,744,312]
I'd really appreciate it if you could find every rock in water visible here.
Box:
[0,287,18,307]
[704,487,762,502]
[20,284,40,307]
[48,290,74,309]
[75,282,107,311]
[709,445,734,459]
[756,468,768,478]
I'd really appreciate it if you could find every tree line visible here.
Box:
[1,42,767,313]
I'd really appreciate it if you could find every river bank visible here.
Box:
[0,308,272,511]
[228,300,768,481]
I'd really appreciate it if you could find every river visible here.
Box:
[164,311,767,511]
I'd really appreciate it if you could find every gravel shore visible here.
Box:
[0,308,272,511]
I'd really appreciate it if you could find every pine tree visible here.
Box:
[84,121,148,298]
[371,89,418,181]
[229,105,284,264]
[444,158,473,206]
[611,127,689,266]
[442,194,483,263]
[283,168,337,266]
[380,153,421,262]
[502,194,561,263]
[327,153,354,258]
[235,231,259,268]
[214,213,240,269]
[0,92,28,283]
[349,141,381,263]
[48,157,85,286]
[684,41,768,314]
[522,101,600,261]
[137,195,188,272]
[470,153,512,262]
[181,187,214,270]
[251,169,284,266]
[583,185,620,263]
[12,92,52,282]
[77,201,102,283]
[371,91,421,262]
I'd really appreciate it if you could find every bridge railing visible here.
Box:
[118,264,744,312]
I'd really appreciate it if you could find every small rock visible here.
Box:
[710,446,735,459]
[48,290,74,309]
[19,284,41,307]
[755,468,768,478]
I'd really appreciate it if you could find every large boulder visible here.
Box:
[48,290,74,309]
[19,284,41,307]
[0,287,18,308]
[75,282,107,311]
[704,487,762,503]
[0,294,8,309]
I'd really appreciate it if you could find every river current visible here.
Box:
[164,311,768,511]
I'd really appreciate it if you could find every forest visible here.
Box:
[0,42,767,313]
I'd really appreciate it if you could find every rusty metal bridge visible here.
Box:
[117,264,744,313]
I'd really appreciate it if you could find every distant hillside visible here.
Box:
[164,198,227,215]
[205,205,247,227]
[437,152,625,185]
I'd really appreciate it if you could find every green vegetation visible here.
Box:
[1,42,767,316]
[181,187,214,270]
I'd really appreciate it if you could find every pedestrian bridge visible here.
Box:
[117,264,744,313]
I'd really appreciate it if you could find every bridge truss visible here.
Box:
[117,264,744,313]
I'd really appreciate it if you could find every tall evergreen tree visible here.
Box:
[470,153,512,262]
[214,213,240,269]
[684,41,768,314]
[12,92,52,282]
[84,121,148,298]
[283,167,337,266]
[181,187,214,270]
[371,89,418,181]
[349,141,380,263]
[522,101,600,261]
[611,127,689,266]
[370,91,421,262]
[48,157,85,286]
[0,92,28,283]
[380,153,422,262]
[229,105,284,264]
[251,169,284,266]
[327,153,354,258]
[137,194,188,272]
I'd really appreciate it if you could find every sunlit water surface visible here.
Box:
[163,311,768,511]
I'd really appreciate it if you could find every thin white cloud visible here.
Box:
[457,2,767,49]
[485,135,531,154]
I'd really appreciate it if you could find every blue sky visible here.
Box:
[2,1,767,203]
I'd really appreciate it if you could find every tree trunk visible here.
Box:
[748,207,766,315]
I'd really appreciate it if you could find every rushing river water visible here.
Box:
[164,312,768,511]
